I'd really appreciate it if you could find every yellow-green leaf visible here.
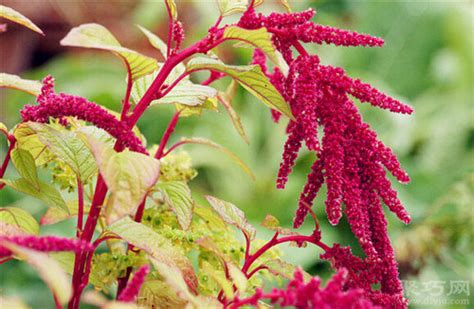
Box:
[14,123,52,166]
[1,242,72,305]
[108,217,197,292]
[261,214,295,235]
[28,123,98,183]
[40,201,90,225]
[85,137,160,224]
[186,57,293,119]
[264,259,312,281]
[205,195,256,240]
[156,181,194,230]
[152,259,221,308]
[0,207,39,235]
[0,73,42,96]
[217,81,249,143]
[227,262,247,293]
[0,122,7,136]
[178,137,254,180]
[60,23,158,80]
[0,296,30,309]
[0,5,43,34]
[0,178,68,212]
[138,280,187,308]
[137,25,168,58]
[278,0,292,12]
[217,0,248,17]
[11,148,40,189]
[224,26,278,64]
[201,261,234,299]
[194,206,227,230]
[156,82,218,106]
[165,0,178,21]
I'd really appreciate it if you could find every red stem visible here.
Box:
[76,177,84,237]
[53,294,62,309]
[155,111,181,159]
[120,68,133,121]
[246,264,268,279]
[165,0,174,58]
[0,135,16,190]
[241,233,329,275]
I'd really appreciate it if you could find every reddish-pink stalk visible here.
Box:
[76,177,84,237]
[155,111,181,159]
[0,135,16,190]
[241,233,330,275]
[165,0,174,58]
[53,294,61,309]
[120,65,133,121]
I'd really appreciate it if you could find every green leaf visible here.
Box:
[137,25,168,58]
[11,148,40,189]
[14,123,52,166]
[138,280,187,308]
[0,122,7,136]
[165,0,178,21]
[40,201,90,225]
[2,242,72,305]
[28,123,98,183]
[261,214,295,235]
[178,137,255,180]
[0,296,30,309]
[0,207,39,235]
[201,261,234,299]
[227,262,247,293]
[278,0,292,12]
[0,178,68,212]
[0,5,43,34]
[176,97,219,117]
[156,82,218,106]
[186,57,293,119]
[224,26,278,64]
[156,181,194,230]
[0,73,42,96]
[85,137,160,224]
[152,259,221,308]
[217,81,249,143]
[264,259,311,281]
[205,195,256,240]
[194,206,227,230]
[108,217,198,292]
[217,0,248,17]
[60,23,158,80]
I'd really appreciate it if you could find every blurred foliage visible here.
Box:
[0,0,472,308]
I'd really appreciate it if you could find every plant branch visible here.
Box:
[155,111,181,159]
[0,135,16,190]
[76,177,84,237]
[120,68,133,121]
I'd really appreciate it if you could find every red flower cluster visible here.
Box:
[240,7,412,308]
[172,21,185,52]
[117,265,150,302]
[0,235,93,257]
[20,76,147,153]
[231,268,378,309]
[322,244,407,308]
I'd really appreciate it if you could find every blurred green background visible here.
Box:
[1,0,472,308]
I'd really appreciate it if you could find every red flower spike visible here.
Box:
[0,235,93,257]
[117,265,150,302]
[231,268,380,308]
[21,76,147,154]
[172,21,185,51]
